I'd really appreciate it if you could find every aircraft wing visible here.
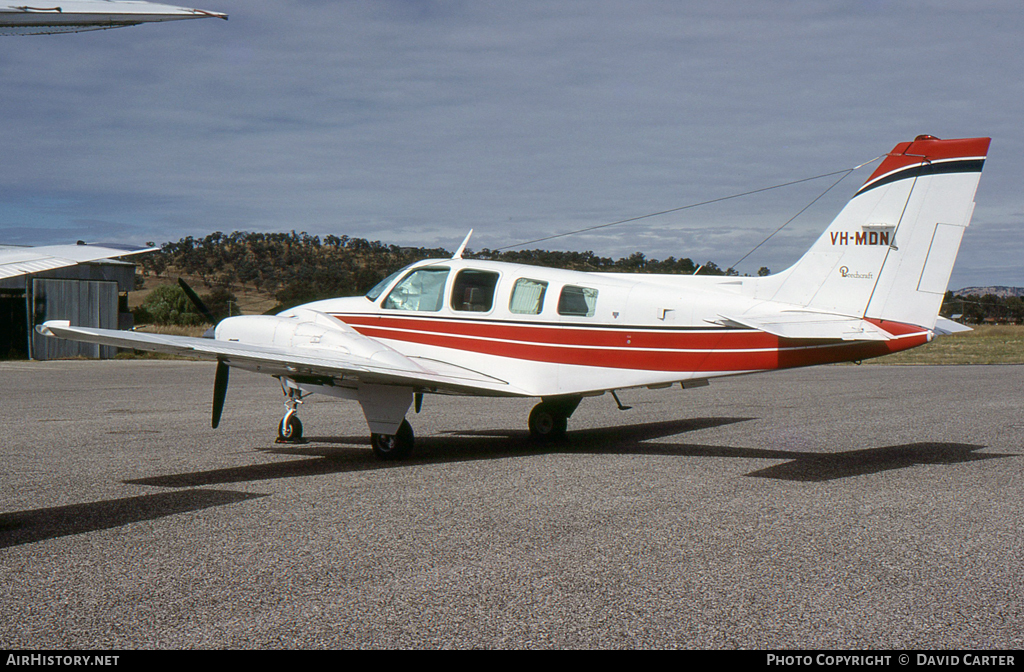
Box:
[0,2,227,35]
[719,311,895,341]
[0,242,158,280]
[36,320,522,397]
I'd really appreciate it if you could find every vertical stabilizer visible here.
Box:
[762,136,990,330]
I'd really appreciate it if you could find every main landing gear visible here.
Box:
[370,420,415,461]
[528,396,582,442]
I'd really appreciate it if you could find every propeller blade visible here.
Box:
[178,278,217,325]
[212,360,229,428]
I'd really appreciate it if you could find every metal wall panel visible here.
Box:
[31,279,118,359]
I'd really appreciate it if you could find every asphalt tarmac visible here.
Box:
[1,360,1021,649]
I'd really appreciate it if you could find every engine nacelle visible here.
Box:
[214,309,414,369]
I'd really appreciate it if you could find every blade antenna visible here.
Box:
[452,229,474,259]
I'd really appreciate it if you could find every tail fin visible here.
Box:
[762,135,990,330]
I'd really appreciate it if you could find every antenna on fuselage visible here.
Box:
[452,229,473,259]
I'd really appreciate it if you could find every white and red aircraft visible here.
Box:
[39,135,990,460]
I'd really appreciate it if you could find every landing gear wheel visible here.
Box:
[371,419,415,461]
[276,383,306,444]
[277,413,303,443]
[528,402,569,442]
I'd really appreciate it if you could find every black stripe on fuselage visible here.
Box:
[855,158,985,197]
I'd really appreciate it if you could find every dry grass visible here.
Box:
[867,324,1024,365]
[134,324,209,338]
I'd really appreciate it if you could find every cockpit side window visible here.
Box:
[382,267,450,311]
[509,278,548,315]
[451,269,499,312]
[557,285,598,317]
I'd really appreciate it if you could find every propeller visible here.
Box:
[178,278,230,428]
[178,277,218,325]
[212,359,229,429]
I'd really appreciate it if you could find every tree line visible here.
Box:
[134,230,749,324]
[943,292,1024,325]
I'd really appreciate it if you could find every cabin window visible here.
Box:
[451,269,499,312]
[509,278,548,315]
[557,285,598,317]
[382,267,450,312]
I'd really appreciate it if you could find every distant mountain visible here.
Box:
[954,286,1024,298]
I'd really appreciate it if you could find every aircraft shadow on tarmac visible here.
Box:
[123,415,1011,488]
[0,490,267,549]
[2,417,1012,548]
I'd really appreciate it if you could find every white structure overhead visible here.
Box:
[0,1,226,35]
[0,242,156,279]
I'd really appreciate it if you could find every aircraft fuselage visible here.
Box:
[295,258,928,399]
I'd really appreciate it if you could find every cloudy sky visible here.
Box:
[1,1,1021,289]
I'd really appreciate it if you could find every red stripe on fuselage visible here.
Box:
[334,313,929,373]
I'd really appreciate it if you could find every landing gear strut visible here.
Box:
[528,396,582,442]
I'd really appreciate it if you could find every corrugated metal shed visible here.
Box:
[0,259,138,360]
[31,278,119,359]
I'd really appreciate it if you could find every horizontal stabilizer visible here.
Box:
[719,312,895,341]
[933,317,972,336]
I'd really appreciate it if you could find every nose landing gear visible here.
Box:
[276,385,306,443]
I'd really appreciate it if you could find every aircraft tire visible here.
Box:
[371,419,414,461]
[278,414,303,442]
[528,403,568,442]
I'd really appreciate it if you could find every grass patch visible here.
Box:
[868,324,1024,365]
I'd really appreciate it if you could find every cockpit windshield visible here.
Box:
[365,267,408,301]
[382,267,451,312]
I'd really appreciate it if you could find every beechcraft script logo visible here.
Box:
[839,266,874,280]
